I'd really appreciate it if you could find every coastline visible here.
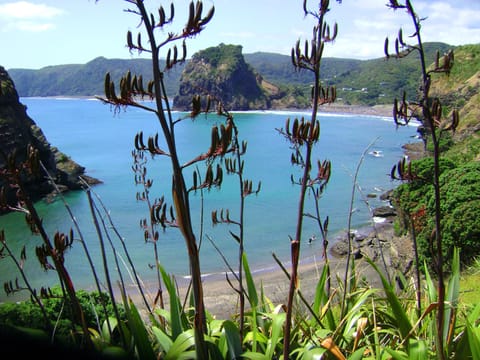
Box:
[127,219,414,319]
[14,97,413,318]
[24,96,394,118]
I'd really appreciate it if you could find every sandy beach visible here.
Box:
[125,220,413,320]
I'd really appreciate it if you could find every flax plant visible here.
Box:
[276,0,338,357]
[97,1,237,357]
[384,1,458,358]
[0,147,94,349]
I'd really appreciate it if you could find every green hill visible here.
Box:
[173,44,269,110]
[8,57,184,98]
[4,42,461,108]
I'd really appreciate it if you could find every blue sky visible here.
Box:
[1,0,480,69]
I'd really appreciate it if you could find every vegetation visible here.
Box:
[8,57,183,97]
[8,40,457,108]
[173,43,269,110]
[1,0,480,359]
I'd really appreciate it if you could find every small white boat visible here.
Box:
[369,150,384,157]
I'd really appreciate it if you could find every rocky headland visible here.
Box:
[173,44,277,111]
[0,66,100,212]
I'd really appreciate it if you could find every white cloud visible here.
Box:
[0,1,64,32]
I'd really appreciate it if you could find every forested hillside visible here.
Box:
[7,42,454,107]
[392,43,480,270]
[8,57,184,97]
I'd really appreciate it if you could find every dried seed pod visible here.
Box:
[181,40,187,62]
[398,28,405,46]
[332,22,338,41]
[104,73,111,99]
[194,1,203,24]
[127,31,133,50]
[158,6,166,26]
[169,3,175,22]
[291,48,297,68]
[192,170,198,190]
[201,5,215,26]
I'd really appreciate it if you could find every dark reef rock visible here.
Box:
[372,205,397,218]
[0,66,100,212]
[173,44,273,111]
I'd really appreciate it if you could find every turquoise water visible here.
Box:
[0,98,419,300]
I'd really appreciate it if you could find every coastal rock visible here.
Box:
[372,205,397,218]
[330,222,414,278]
[0,66,100,212]
[173,44,271,110]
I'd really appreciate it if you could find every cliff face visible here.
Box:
[173,44,272,110]
[0,66,99,211]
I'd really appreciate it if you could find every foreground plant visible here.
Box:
[276,0,337,357]
[0,147,94,349]
[384,1,459,358]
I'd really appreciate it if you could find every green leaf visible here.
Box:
[444,247,460,344]
[222,320,243,360]
[312,263,337,329]
[384,347,409,360]
[424,260,437,302]
[243,252,259,352]
[159,263,184,340]
[265,313,285,359]
[366,258,412,339]
[165,329,195,360]
[300,347,327,360]
[349,347,368,360]
[152,326,173,354]
[466,322,480,360]
[408,339,428,360]
[241,351,268,360]
[125,298,156,360]
[102,317,118,343]
[243,252,258,308]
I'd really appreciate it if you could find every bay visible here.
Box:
[0,98,419,300]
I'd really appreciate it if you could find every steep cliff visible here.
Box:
[0,66,99,211]
[173,44,273,110]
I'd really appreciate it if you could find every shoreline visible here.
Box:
[125,219,413,319]
[21,96,394,118]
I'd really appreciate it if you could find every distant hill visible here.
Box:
[6,42,457,107]
[8,57,184,98]
[244,52,362,86]
[245,42,453,106]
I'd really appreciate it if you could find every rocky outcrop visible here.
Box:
[173,44,271,111]
[330,196,414,278]
[0,66,100,212]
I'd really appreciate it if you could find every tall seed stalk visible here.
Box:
[0,147,93,348]
[99,1,216,357]
[278,0,338,357]
[385,1,458,358]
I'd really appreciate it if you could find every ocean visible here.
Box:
[0,98,419,300]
